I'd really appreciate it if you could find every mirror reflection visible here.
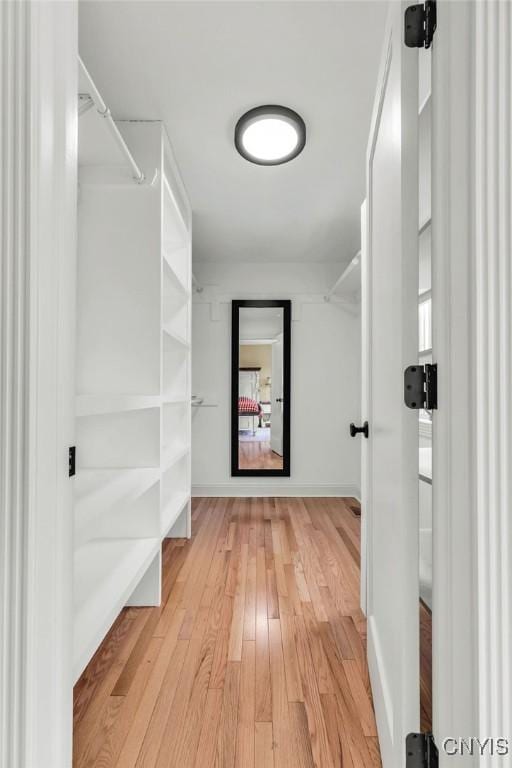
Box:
[238,307,284,470]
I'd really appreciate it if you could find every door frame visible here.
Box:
[0,3,77,766]
[432,0,511,759]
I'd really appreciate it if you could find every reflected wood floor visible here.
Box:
[420,601,432,733]
[73,497,382,768]
[238,441,284,470]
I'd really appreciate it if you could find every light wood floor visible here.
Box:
[238,441,284,470]
[73,497,382,767]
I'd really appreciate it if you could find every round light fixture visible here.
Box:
[235,105,306,166]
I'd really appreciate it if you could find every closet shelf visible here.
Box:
[163,253,190,296]
[419,91,431,117]
[162,444,190,472]
[419,216,432,235]
[76,394,161,417]
[162,325,190,348]
[73,536,160,682]
[75,469,160,547]
[419,446,432,482]
[161,492,190,536]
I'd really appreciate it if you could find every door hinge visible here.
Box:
[406,733,439,767]
[69,446,76,477]
[404,363,437,410]
[405,0,437,49]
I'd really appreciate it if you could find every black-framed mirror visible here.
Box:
[231,300,291,476]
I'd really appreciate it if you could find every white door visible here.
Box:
[270,334,283,455]
[362,3,420,766]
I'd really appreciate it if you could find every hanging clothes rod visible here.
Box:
[325,251,361,301]
[78,56,145,184]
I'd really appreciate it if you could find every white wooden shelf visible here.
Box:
[161,492,190,536]
[162,443,190,472]
[419,216,431,236]
[419,91,431,118]
[163,251,190,296]
[73,536,160,682]
[75,467,160,506]
[74,468,160,547]
[76,394,160,417]
[162,325,190,349]
[163,395,189,405]
[419,445,432,482]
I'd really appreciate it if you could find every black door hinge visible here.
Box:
[406,733,439,767]
[69,446,76,477]
[404,363,437,410]
[405,0,437,49]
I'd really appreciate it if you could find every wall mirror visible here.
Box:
[231,300,291,476]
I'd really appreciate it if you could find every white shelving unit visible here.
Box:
[74,59,192,683]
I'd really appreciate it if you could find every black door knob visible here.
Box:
[350,421,369,438]
[275,397,283,403]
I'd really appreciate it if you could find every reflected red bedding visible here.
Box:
[238,396,262,415]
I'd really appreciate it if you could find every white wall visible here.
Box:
[191,262,361,496]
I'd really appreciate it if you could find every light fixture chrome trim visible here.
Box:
[234,105,306,166]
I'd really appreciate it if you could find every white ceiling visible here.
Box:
[79,1,387,265]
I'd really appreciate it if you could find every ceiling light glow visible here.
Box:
[235,106,306,166]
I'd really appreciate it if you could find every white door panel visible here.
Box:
[363,3,420,766]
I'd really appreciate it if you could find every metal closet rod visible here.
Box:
[78,56,145,184]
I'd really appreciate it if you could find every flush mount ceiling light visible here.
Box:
[234,105,306,166]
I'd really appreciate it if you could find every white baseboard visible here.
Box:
[192,483,359,498]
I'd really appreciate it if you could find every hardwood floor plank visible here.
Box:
[301,603,336,695]
[366,736,383,768]
[294,615,335,768]
[268,619,291,768]
[255,546,272,722]
[255,722,274,768]
[279,613,303,703]
[210,594,234,690]
[321,693,355,768]
[215,662,241,768]
[289,702,315,768]
[194,689,223,768]
[243,531,257,641]
[235,641,255,768]
[133,639,189,768]
[228,539,249,661]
